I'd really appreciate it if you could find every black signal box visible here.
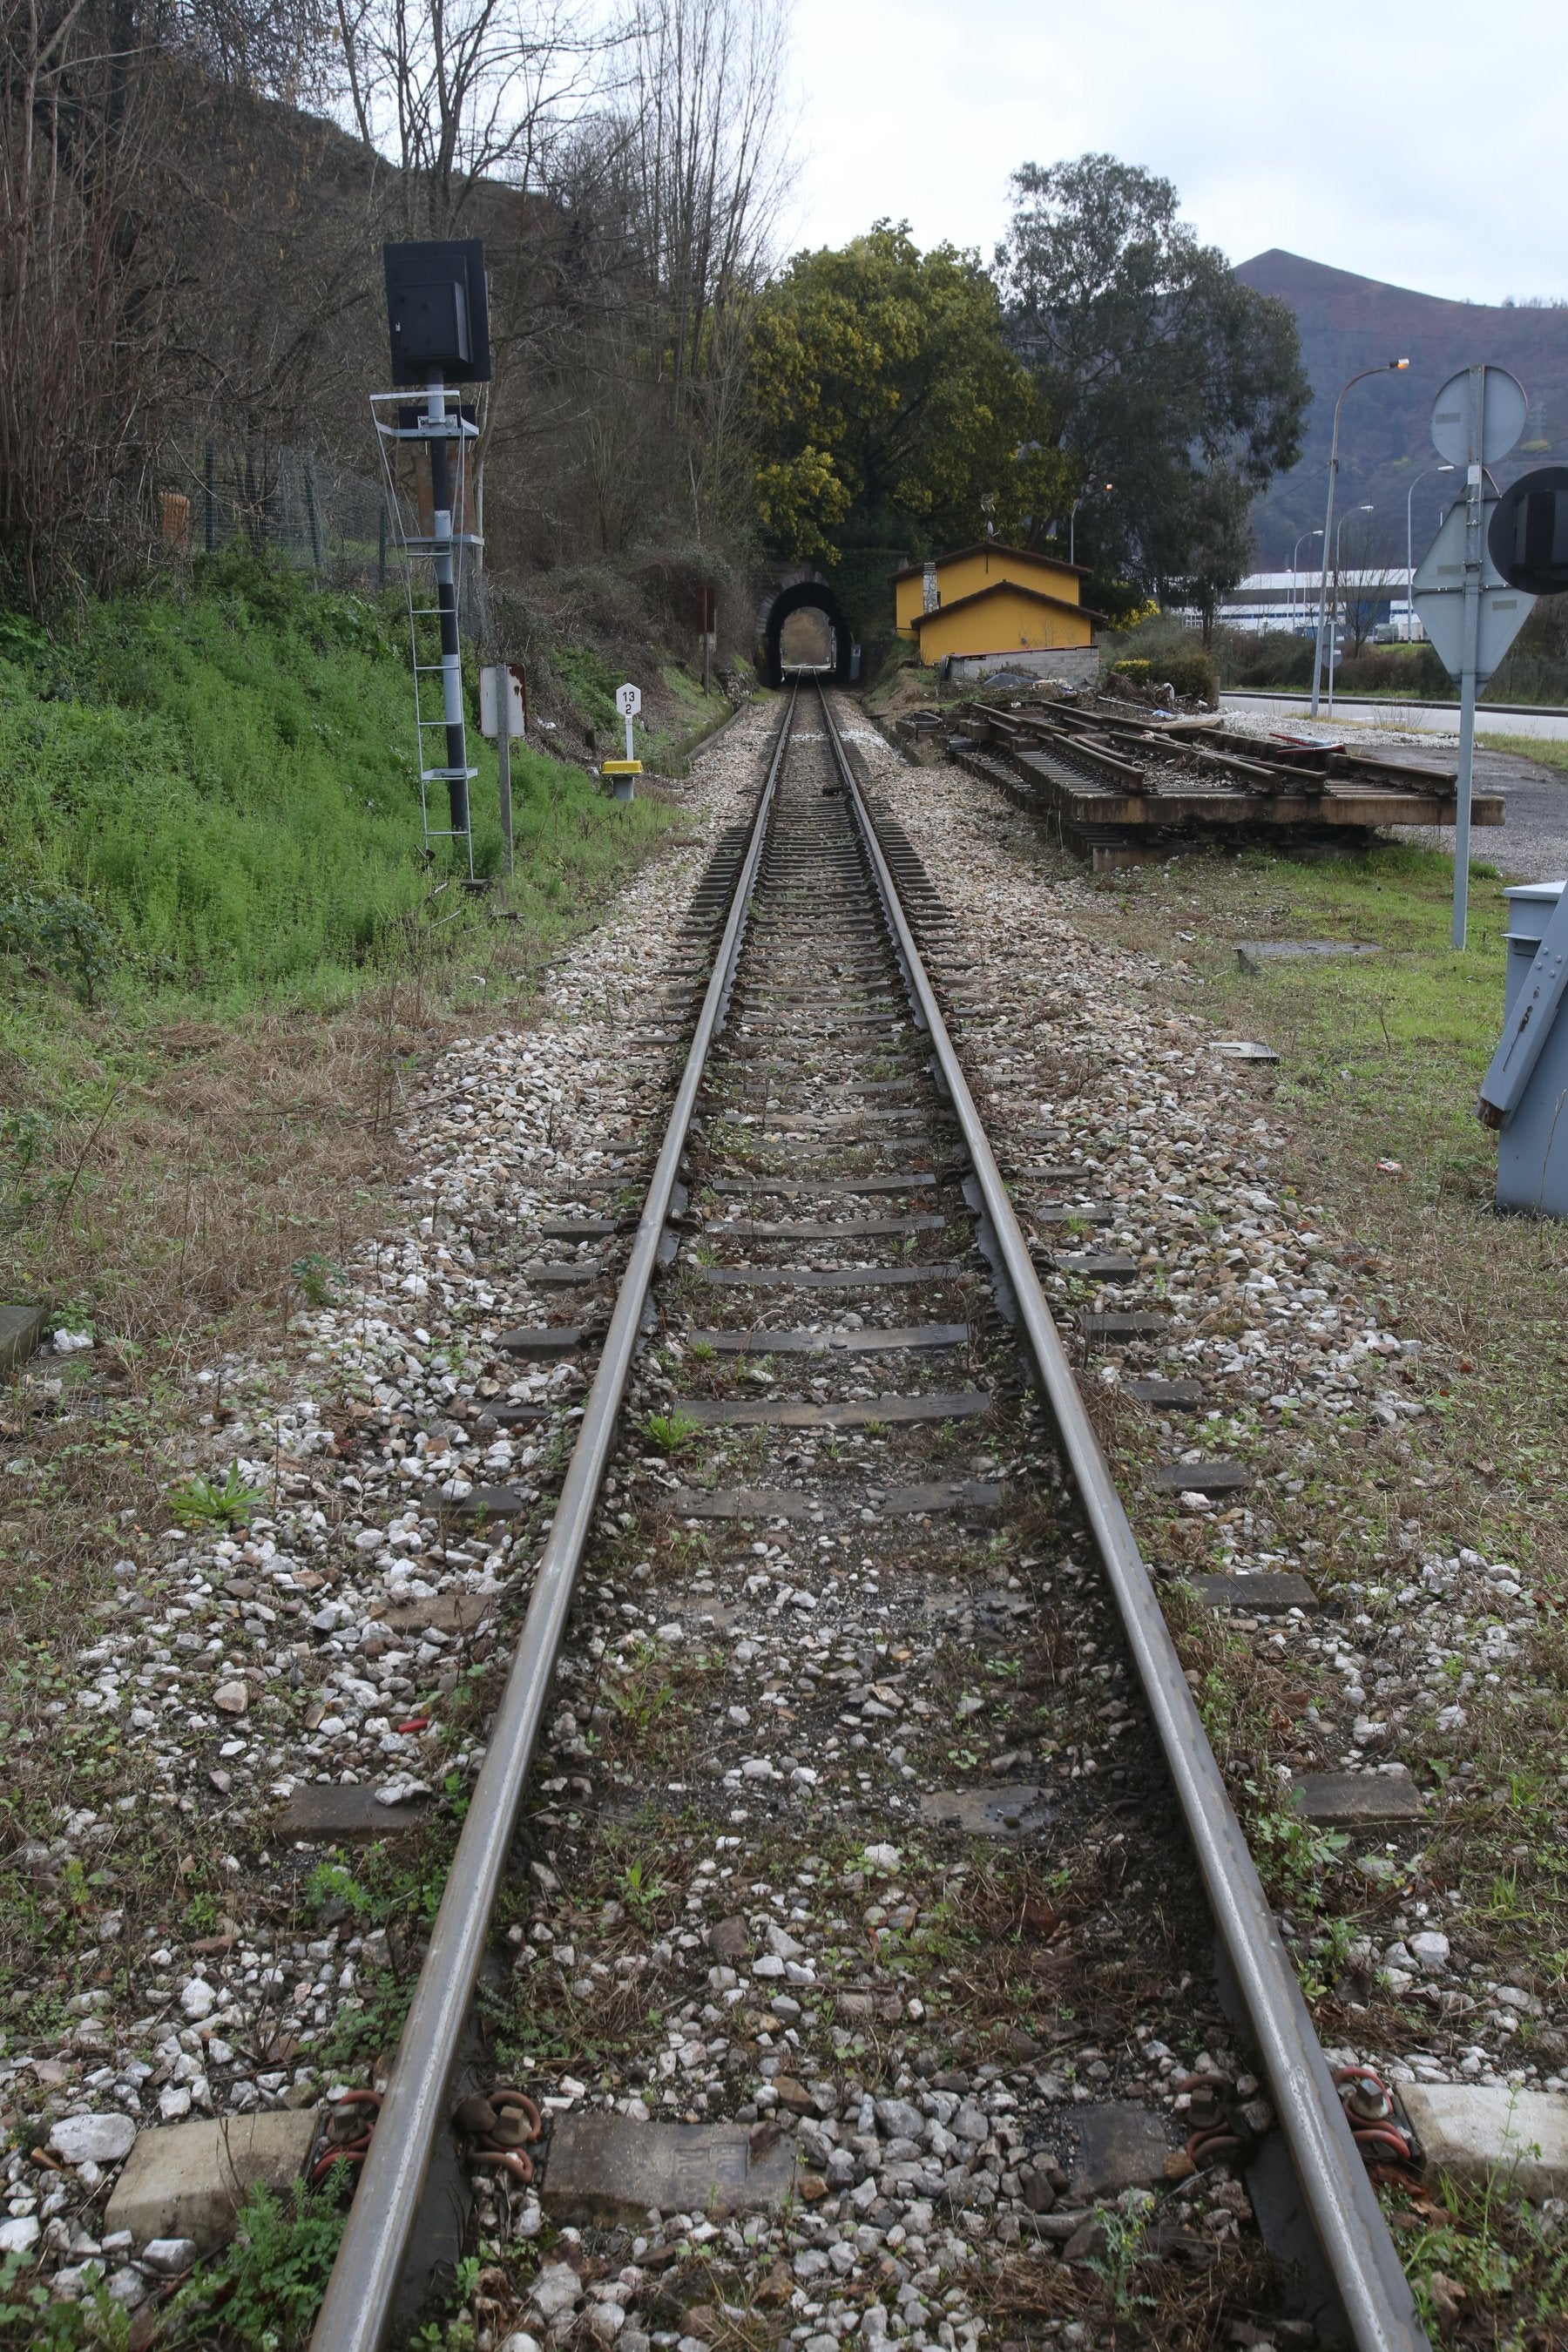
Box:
[1489,465,1568,597]
[382,240,491,386]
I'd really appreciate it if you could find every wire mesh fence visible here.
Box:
[156,440,394,589]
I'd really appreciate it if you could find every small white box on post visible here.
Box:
[479,662,526,872]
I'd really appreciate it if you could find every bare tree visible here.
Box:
[0,0,364,609]
[623,0,789,389]
[0,2,171,607]
[329,0,605,234]
[618,0,792,538]
[1333,509,1404,658]
[167,0,335,100]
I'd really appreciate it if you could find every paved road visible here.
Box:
[1221,688,1568,745]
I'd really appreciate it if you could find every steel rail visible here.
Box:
[816,684,1429,2352]
[308,686,799,2352]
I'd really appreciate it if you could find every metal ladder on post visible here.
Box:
[371,382,483,881]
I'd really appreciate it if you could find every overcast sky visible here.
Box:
[781,0,1566,306]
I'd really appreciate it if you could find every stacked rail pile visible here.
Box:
[900,696,1504,869]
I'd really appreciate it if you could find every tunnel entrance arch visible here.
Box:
[760,577,856,687]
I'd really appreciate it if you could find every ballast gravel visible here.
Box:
[848,709,1567,2105]
[4,691,1562,2324]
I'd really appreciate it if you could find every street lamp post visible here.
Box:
[1404,462,1456,641]
[1328,504,1374,717]
[1291,528,1323,632]
[1069,482,1113,567]
[1310,359,1410,717]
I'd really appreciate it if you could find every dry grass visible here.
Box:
[3,989,421,1353]
[0,794,689,1978]
[983,2237,1281,2352]
[0,977,465,2006]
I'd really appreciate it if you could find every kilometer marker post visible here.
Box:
[605,680,643,802]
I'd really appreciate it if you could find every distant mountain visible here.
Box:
[1235,249,1568,576]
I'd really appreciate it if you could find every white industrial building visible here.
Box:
[1209,570,1423,641]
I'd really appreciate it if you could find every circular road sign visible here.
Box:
[1488,465,1568,597]
[615,682,642,718]
[1430,365,1527,467]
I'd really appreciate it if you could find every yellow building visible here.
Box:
[891,542,1102,663]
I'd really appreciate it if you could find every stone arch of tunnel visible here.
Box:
[760,578,856,687]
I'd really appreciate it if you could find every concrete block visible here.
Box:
[1289,1773,1422,1826]
[0,1304,49,1374]
[672,1487,810,1520]
[1401,2085,1568,2197]
[918,1786,1051,1836]
[1130,1380,1205,1406]
[1066,2105,1178,2197]
[497,1326,583,1357]
[276,1782,431,1842]
[1152,1460,1252,1495]
[1237,940,1382,971]
[882,1480,1003,1516]
[104,2111,320,2251]
[375,1589,495,1636]
[1190,1573,1317,1612]
[450,1484,530,1518]
[541,2117,795,2226]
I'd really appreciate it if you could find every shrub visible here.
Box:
[546,639,625,740]
[1335,645,1450,697]
[1159,650,1218,707]
[1105,647,1215,706]
[0,884,115,1004]
[1485,588,1568,706]
[1229,631,1315,691]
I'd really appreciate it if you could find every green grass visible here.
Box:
[1481,730,1568,771]
[548,639,625,740]
[0,551,668,1004]
[1092,839,1507,1139]
[1182,843,1513,1191]
[0,551,677,1366]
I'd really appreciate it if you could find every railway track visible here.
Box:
[309,682,1428,2352]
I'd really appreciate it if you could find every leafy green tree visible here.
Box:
[747,221,1070,567]
[1156,465,1256,646]
[996,155,1308,603]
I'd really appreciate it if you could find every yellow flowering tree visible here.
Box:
[747,222,1070,567]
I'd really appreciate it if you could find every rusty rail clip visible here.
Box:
[312,2089,383,2186]
[459,2086,543,2188]
[1333,2064,1417,2168]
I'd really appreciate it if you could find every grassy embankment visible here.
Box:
[0,552,705,1361]
[0,557,726,2040]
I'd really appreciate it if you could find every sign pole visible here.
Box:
[497,669,514,878]
[1453,365,1487,951]
[1415,364,1538,942]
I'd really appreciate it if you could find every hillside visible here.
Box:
[1235,249,1568,567]
[0,557,678,997]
